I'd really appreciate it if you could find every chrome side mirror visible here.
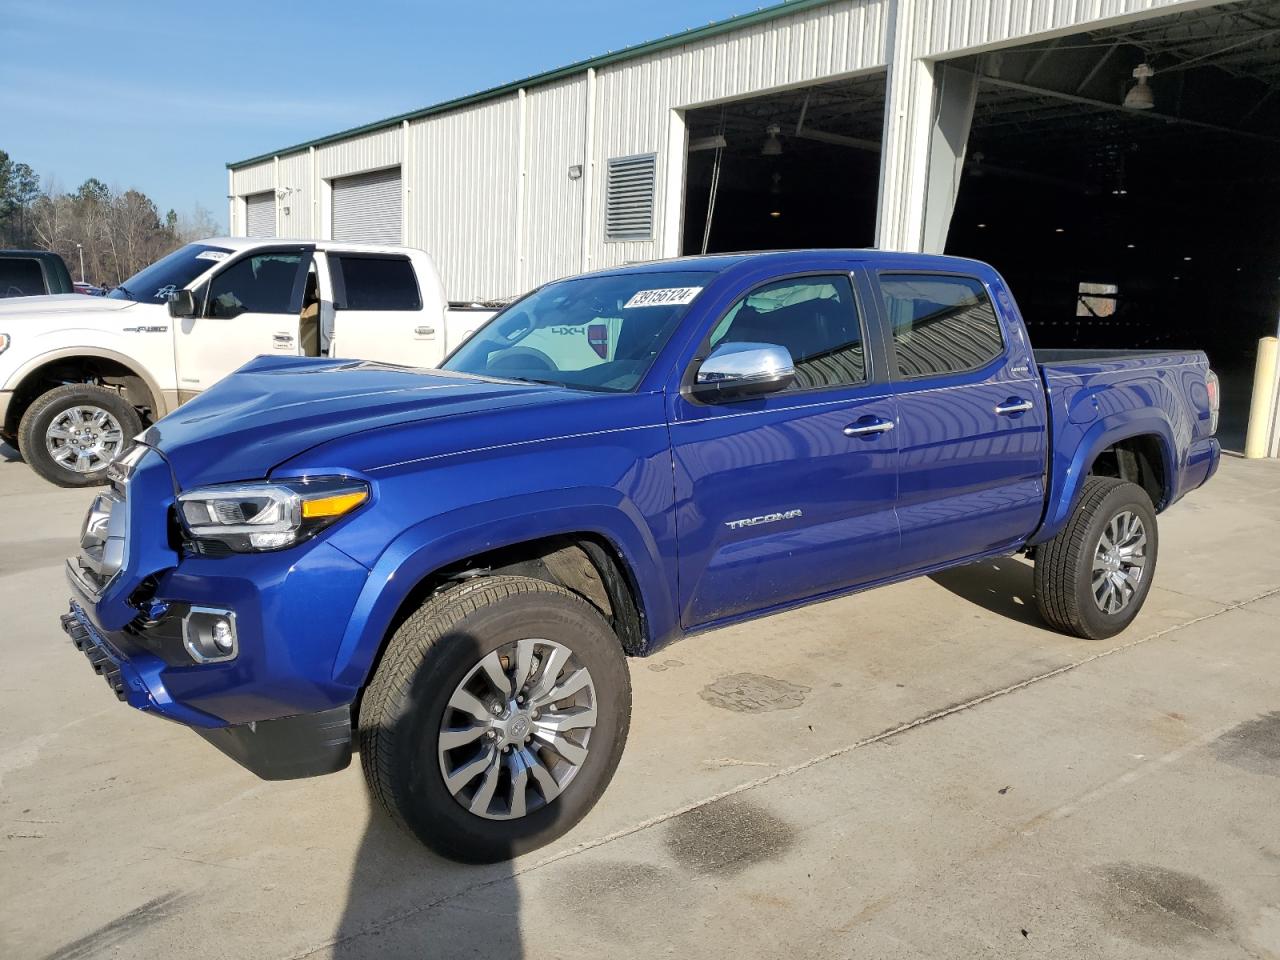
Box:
[691,341,795,401]
[167,289,196,319]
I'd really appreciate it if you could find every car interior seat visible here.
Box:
[299,271,321,357]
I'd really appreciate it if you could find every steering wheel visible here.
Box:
[487,346,556,373]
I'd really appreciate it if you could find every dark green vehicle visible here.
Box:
[0,250,75,298]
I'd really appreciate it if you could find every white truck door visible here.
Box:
[326,252,445,366]
[174,248,309,396]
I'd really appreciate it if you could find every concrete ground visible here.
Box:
[1,441,1278,960]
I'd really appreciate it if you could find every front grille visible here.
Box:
[60,606,127,701]
[72,486,128,596]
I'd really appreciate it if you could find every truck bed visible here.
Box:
[1033,347,1194,365]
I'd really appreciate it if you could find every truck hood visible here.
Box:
[0,294,137,318]
[141,355,579,488]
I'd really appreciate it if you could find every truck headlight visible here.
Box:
[177,477,369,553]
[0,333,9,356]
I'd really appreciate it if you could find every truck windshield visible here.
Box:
[107,243,233,304]
[443,270,713,392]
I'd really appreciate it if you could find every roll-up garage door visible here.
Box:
[244,191,276,238]
[332,167,402,243]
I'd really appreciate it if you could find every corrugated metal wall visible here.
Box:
[276,152,312,238]
[315,126,402,179]
[407,96,522,300]
[522,78,588,289]
[229,0,1226,295]
[916,0,1205,57]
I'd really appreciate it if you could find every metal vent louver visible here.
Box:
[605,154,657,242]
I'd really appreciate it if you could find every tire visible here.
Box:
[358,575,632,863]
[17,384,141,488]
[1034,476,1159,640]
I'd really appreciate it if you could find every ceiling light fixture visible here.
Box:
[1123,63,1155,110]
[762,123,783,156]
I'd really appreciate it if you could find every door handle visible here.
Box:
[995,398,1034,416]
[843,417,895,438]
[273,332,295,347]
[415,325,436,337]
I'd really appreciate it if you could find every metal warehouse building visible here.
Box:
[227,0,1280,453]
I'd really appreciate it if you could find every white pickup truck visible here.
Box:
[0,238,494,486]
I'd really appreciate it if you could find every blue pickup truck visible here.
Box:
[61,250,1220,861]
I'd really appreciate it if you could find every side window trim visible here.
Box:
[681,269,875,402]
[874,269,1007,383]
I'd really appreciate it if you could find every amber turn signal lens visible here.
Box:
[301,489,369,519]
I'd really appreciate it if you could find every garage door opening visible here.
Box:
[941,0,1280,451]
[681,74,886,255]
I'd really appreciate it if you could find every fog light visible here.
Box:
[182,607,238,663]
[212,619,234,651]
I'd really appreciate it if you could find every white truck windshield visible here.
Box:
[107,244,233,304]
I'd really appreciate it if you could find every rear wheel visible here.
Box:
[17,384,140,487]
[1034,476,1159,639]
[358,575,631,863]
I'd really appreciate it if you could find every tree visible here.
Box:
[3,147,223,283]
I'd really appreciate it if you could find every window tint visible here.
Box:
[107,243,232,303]
[333,255,421,311]
[880,274,1003,378]
[712,275,866,390]
[443,270,712,392]
[0,258,44,298]
[206,253,304,318]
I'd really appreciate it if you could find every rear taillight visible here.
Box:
[1206,369,1220,435]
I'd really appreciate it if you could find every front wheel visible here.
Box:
[358,575,632,863]
[1034,476,1159,640]
[16,384,141,487]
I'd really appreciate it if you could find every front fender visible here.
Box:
[328,488,678,687]
[1031,413,1176,545]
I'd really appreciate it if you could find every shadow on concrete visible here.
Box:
[332,628,528,959]
[928,556,1050,630]
[330,810,520,959]
[0,440,22,462]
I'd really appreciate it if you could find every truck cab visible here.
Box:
[0,238,491,487]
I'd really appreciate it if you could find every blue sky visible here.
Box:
[1,0,780,230]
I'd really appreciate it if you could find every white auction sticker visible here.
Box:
[196,250,229,262]
[623,286,703,308]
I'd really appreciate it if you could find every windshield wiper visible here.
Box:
[114,284,134,300]
[501,375,563,387]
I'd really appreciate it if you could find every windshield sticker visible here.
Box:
[195,250,229,262]
[623,286,702,308]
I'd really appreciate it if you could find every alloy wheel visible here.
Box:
[45,405,125,474]
[437,638,597,820]
[1092,510,1147,614]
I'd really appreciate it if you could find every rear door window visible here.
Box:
[879,274,1003,378]
[0,258,45,297]
[331,255,421,311]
